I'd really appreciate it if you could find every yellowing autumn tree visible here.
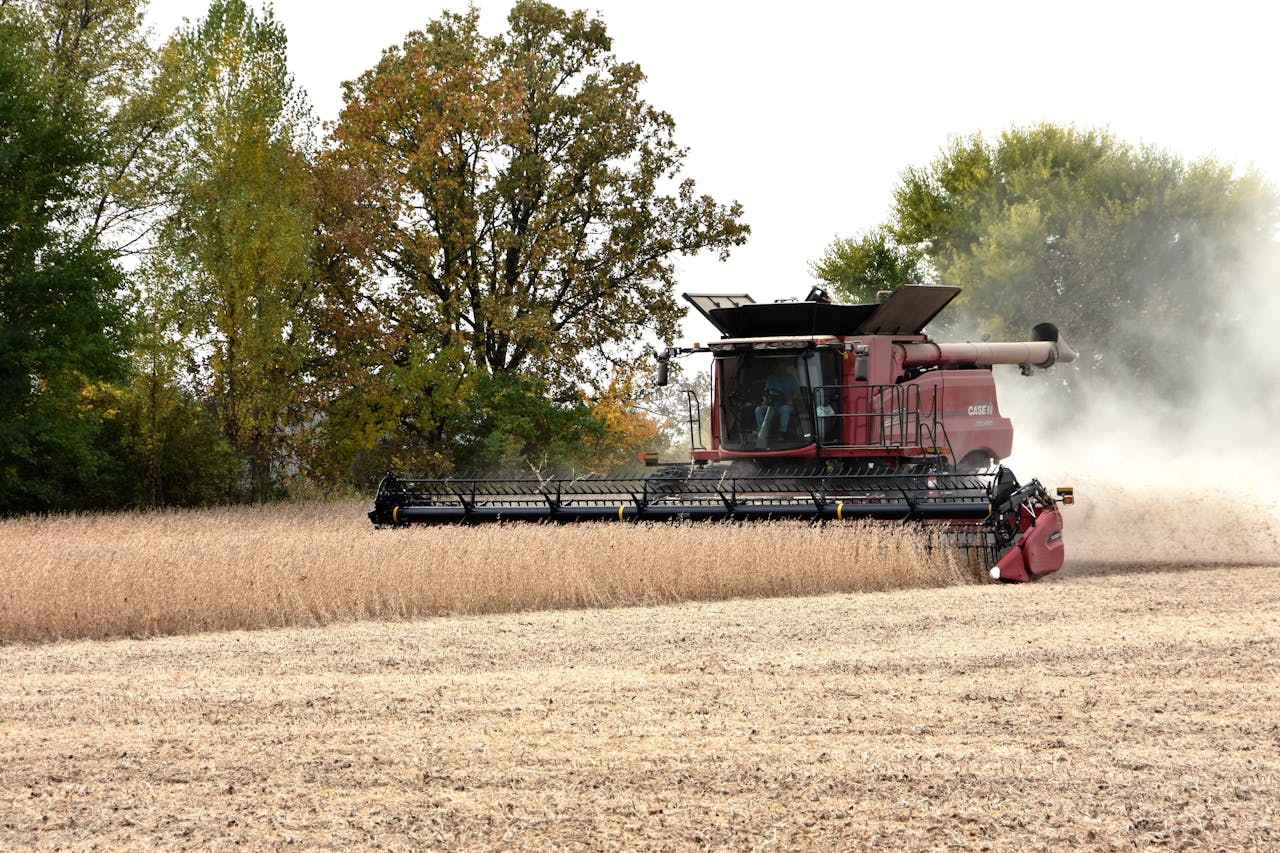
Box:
[311,1,747,478]
[154,0,316,498]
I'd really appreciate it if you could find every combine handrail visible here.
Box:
[811,383,944,454]
[683,389,706,451]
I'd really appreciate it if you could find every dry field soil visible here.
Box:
[2,560,1277,850]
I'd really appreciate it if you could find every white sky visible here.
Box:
[145,0,1280,345]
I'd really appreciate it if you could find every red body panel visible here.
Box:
[922,371,1013,463]
[990,504,1065,582]
[1021,507,1065,578]
[991,544,1030,583]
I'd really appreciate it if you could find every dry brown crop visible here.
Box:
[0,504,980,644]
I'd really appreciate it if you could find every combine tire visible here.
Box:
[648,465,690,496]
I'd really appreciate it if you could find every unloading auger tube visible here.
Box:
[368,466,1068,582]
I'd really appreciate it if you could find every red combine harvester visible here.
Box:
[370,285,1076,582]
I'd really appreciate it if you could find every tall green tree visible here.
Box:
[0,12,130,512]
[155,0,316,498]
[17,0,182,256]
[883,124,1279,388]
[313,1,747,478]
[110,256,240,507]
[13,0,242,509]
[810,226,927,303]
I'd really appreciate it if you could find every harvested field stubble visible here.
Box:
[0,504,979,643]
[0,563,1276,849]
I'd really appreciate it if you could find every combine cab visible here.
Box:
[370,286,1076,582]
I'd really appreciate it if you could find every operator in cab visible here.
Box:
[755,361,801,436]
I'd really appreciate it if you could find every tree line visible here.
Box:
[5,2,1276,514]
[0,0,746,512]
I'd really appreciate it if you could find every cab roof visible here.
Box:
[683,285,960,338]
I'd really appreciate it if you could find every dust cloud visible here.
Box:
[995,240,1280,567]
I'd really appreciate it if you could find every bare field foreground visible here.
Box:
[0,561,1275,850]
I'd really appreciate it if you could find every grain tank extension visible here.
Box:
[370,286,1076,582]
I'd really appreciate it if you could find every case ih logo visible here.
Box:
[967,403,994,416]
